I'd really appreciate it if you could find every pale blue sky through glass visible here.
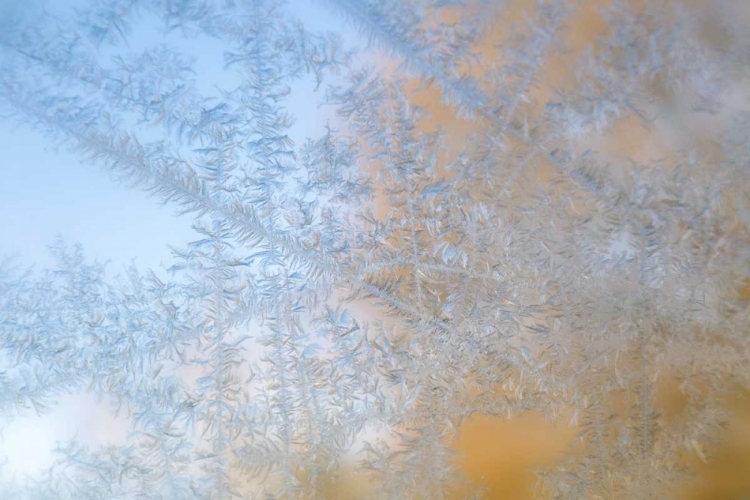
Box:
[0,0,372,477]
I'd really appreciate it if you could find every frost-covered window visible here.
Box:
[0,0,749,498]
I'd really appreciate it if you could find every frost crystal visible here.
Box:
[1,0,748,497]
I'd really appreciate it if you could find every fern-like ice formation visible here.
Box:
[0,0,748,498]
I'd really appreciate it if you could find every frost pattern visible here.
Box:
[0,0,749,498]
